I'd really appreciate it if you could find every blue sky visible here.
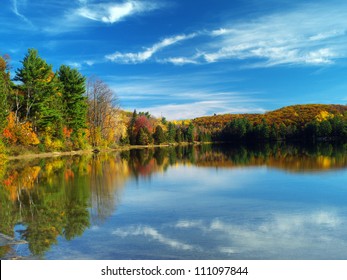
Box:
[1,0,347,119]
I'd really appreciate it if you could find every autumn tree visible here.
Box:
[134,115,153,135]
[86,77,119,147]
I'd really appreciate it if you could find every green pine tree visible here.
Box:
[0,56,11,132]
[153,125,166,144]
[15,49,63,135]
[58,65,88,135]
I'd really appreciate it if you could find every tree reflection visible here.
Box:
[0,142,347,258]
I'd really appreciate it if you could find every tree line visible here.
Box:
[216,115,347,143]
[0,50,205,155]
[0,49,124,154]
[1,49,347,156]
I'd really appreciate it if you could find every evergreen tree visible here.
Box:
[175,127,182,143]
[128,110,137,145]
[279,123,287,139]
[304,121,319,140]
[15,49,63,134]
[319,120,332,137]
[153,125,166,144]
[187,123,195,142]
[58,65,88,135]
[136,127,152,145]
[166,122,176,143]
[329,116,347,138]
[0,56,11,132]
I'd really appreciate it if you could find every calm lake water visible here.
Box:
[1,143,347,260]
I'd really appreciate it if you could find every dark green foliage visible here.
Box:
[198,131,211,142]
[14,49,63,133]
[128,110,137,145]
[330,116,347,138]
[58,65,88,134]
[217,114,347,143]
[319,120,332,137]
[153,125,166,144]
[253,119,270,140]
[0,56,11,132]
[136,127,153,145]
[187,123,195,142]
[166,122,176,143]
[119,134,130,145]
[304,121,320,140]
[175,127,182,143]
[222,118,251,141]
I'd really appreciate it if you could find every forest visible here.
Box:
[1,49,347,157]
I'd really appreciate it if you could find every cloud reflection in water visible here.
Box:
[111,210,347,259]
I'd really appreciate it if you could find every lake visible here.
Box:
[1,143,347,259]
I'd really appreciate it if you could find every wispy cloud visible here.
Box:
[138,101,265,120]
[43,0,163,34]
[104,2,347,67]
[66,59,97,69]
[113,225,195,251]
[111,209,347,258]
[76,0,159,24]
[105,33,197,64]
[192,3,347,67]
[106,73,265,119]
[160,56,199,65]
[173,210,345,258]
[11,0,33,25]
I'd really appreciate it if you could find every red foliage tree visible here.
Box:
[134,115,153,134]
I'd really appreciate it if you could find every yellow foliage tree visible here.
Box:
[316,110,334,122]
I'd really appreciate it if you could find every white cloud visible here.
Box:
[84,60,95,66]
[66,59,97,69]
[113,225,195,251]
[211,28,234,36]
[106,33,197,64]
[104,3,347,67]
[67,62,82,69]
[76,1,159,24]
[304,48,335,65]
[169,210,346,258]
[161,57,199,65]
[107,73,265,119]
[137,101,265,120]
[43,0,163,33]
[309,30,345,41]
[199,4,347,67]
[175,220,204,229]
[11,0,32,25]
[110,210,347,258]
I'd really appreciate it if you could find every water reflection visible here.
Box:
[0,143,347,259]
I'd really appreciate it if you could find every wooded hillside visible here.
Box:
[194,104,347,128]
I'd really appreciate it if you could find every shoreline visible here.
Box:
[6,143,195,161]
[6,138,343,161]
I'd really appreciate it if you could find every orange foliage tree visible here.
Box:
[3,112,40,145]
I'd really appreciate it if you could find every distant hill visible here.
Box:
[193,104,347,130]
